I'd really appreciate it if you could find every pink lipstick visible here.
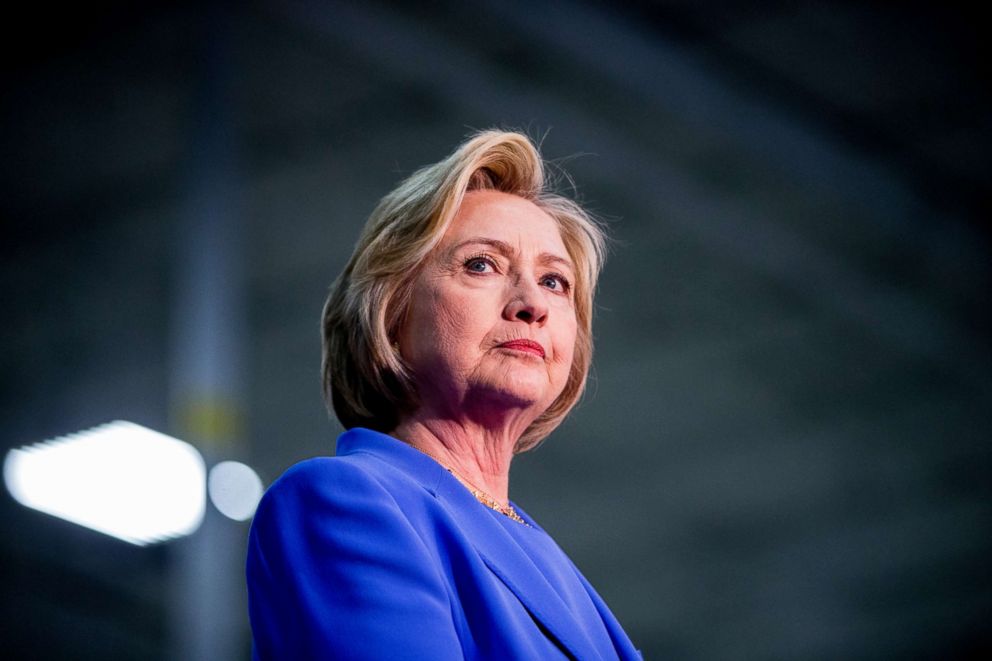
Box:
[498,339,545,359]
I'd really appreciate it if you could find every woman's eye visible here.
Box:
[465,257,494,273]
[541,274,570,292]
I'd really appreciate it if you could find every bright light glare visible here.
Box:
[208,460,263,521]
[3,421,206,546]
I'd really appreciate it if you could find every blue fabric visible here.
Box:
[247,427,641,660]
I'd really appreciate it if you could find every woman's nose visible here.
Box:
[502,280,549,325]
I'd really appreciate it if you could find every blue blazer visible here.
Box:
[247,428,641,660]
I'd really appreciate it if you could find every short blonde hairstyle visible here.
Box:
[321,130,606,452]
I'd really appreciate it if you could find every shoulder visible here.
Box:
[251,450,446,551]
[246,458,466,658]
[255,454,410,522]
[264,455,378,496]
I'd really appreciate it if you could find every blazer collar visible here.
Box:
[336,428,606,660]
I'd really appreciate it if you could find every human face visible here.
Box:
[398,190,578,422]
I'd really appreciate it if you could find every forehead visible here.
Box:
[442,190,567,252]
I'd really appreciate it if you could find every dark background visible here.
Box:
[2,1,989,659]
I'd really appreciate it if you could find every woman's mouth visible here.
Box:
[497,340,545,359]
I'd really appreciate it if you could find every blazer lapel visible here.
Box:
[433,477,604,661]
[339,430,609,660]
[570,561,642,660]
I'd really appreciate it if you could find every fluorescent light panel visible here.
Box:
[4,421,206,546]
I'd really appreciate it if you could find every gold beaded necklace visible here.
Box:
[410,445,529,526]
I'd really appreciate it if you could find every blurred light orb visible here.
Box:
[208,460,263,521]
[3,421,206,546]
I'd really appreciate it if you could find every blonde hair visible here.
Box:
[321,130,606,452]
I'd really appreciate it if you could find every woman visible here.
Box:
[247,130,640,660]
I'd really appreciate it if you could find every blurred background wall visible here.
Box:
[2,1,989,659]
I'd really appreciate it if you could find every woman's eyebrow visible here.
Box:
[451,237,514,256]
[451,237,575,273]
[539,254,575,276]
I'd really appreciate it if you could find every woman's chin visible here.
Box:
[465,371,559,412]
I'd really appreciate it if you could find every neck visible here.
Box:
[392,415,521,505]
